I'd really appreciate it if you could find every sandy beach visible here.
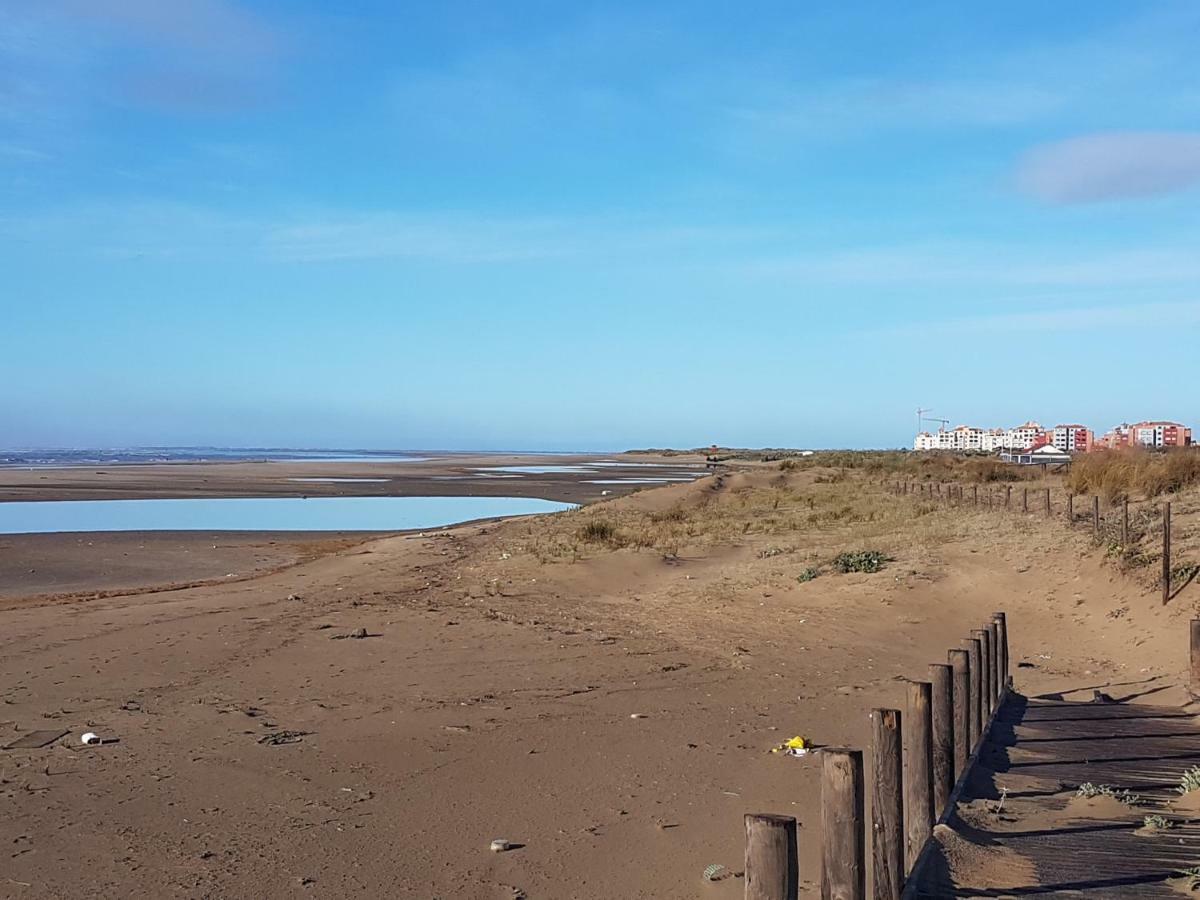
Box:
[2,459,1196,898]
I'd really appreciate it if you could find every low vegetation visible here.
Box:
[831,550,889,574]
[1076,783,1141,805]
[1067,448,1200,501]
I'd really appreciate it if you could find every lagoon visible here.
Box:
[0,496,575,535]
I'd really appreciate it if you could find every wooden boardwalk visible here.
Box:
[912,694,1200,897]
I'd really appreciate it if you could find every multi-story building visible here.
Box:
[1100,421,1192,449]
[916,417,1191,453]
[980,429,1005,452]
[1003,422,1044,450]
[1130,421,1193,448]
[1052,424,1093,453]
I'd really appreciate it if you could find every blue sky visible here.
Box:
[3,1,1199,450]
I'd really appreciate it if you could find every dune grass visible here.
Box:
[1066,449,1200,501]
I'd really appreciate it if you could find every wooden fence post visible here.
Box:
[1067,493,1074,524]
[745,813,798,900]
[871,709,903,900]
[822,749,865,900]
[992,612,1008,690]
[1163,501,1172,605]
[948,650,970,778]
[905,682,934,874]
[963,638,982,750]
[1191,620,1200,699]
[972,629,992,718]
[972,485,977,506]
[1044,488,1050,517]
[1005,485,1011,508]
[1093,495,1100,537]
[929,664,954,815]
[1022,487,1028,512]
[987,621,1001,705]
[1122,499,1129,546]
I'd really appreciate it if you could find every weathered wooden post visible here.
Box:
[1044,487,1051,517]
[963,638,982,750]
[1163,501,1172,605]
[1122,499,1129,546]
[972,628,992,719]
[1067,493,1074,524]
[948,650,970,778]
[745,813,798,900]
[822,749,865,900]
[1022,487,1028,512]
[1191,620,1200,699]
[972,485,977,506]
[929,664,954,814]
[987,621,1001,705]
[871,710,903,900]
[905,682,934,874]
[1093,495,1100,537]
[1005,485,1011,508]
[992,612,1008,690]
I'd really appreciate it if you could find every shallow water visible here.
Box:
[474,465,597,474]
[286,477,391,483]
[0,496,576,535]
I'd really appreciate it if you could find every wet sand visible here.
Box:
[0,452,708,505]
[0,453,707,600]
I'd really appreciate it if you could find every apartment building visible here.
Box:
[1052,424,1093,453]
[1100,421,1193,449]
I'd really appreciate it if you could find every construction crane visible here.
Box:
[916,408,950,433]
[916,407,931,436]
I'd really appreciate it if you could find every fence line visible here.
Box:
[888,479,1184,605]
[741,608,1012,899]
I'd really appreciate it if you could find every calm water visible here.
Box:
[0,448,434,468]
[0,496,575,535]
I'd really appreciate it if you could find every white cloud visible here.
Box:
[1017,132,1200,203]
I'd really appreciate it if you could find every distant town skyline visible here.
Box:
[4,2,1199,449]
[914,419,1193,452]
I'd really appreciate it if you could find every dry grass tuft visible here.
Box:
[1067,449,1200,501]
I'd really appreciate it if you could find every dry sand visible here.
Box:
[2,462,1198,897]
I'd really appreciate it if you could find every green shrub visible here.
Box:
[832,550,889,574]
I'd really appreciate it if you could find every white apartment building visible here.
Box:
[915,421,1045,452]
[1003,422,1043,450]
[980,429,1005,452]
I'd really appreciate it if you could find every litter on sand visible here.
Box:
[490,839,513,852]
[702,863,729,882]
[769,735,811,757]
[258,730,311,746]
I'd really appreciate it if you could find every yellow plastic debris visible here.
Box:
[770,735,810,756]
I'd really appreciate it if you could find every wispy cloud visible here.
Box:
[858,299,1200,340]
[1016,132,1200,204]
[729,79,1064,138]
[2,0,291,119]
[737,243,1200,288]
